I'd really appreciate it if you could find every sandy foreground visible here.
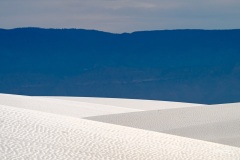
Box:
[86,103,240,148]
[0,93,240,159]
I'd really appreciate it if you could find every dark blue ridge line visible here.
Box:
[0,28,240,104]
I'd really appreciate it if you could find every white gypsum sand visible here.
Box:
[44,96,203,110]
[86,103,240,147]
[1,104,240,160]
[0,93,140,118]
[0,93,201,118]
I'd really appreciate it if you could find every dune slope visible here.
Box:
[45,96,203,110]
[0,93,201,118]
[86,103,240,147]
[1,104,240,160]
[0,93,140,118]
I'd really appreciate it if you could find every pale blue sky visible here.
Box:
[1,0,240,33]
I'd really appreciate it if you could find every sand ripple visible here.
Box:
[1,105,240,160]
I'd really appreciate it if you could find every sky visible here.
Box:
[1,0,240,33]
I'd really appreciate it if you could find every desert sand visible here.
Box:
[1,104,240,160]
[47,96,203,110]
[0,93,200,117]
[1,93,240,159]
[87,103,240,147]
[0,93,139,118]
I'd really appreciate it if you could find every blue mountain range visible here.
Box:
[0,28,240,104]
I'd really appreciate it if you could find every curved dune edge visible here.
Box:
[43,96,203,110]
[0,93,202,118]
[86,103,240,147]
[0,93,140,118]
[1,104,240,160]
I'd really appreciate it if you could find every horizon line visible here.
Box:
[1,27,240,34]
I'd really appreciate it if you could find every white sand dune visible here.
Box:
[0,94,201,118]
[44,96,203,110]
[1,93,240,159]
[1,104,240,160]
[0,93,140,118]
[86,103,240,147]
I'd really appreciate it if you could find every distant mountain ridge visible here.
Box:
[0,28,240,104]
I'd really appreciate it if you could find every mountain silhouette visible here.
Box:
[0,28,240,104]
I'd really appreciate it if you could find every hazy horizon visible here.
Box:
[1,0,240,33]
[1,27,240,34]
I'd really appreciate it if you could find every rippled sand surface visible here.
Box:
[1,104,240,160]
[1,93,240,159]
